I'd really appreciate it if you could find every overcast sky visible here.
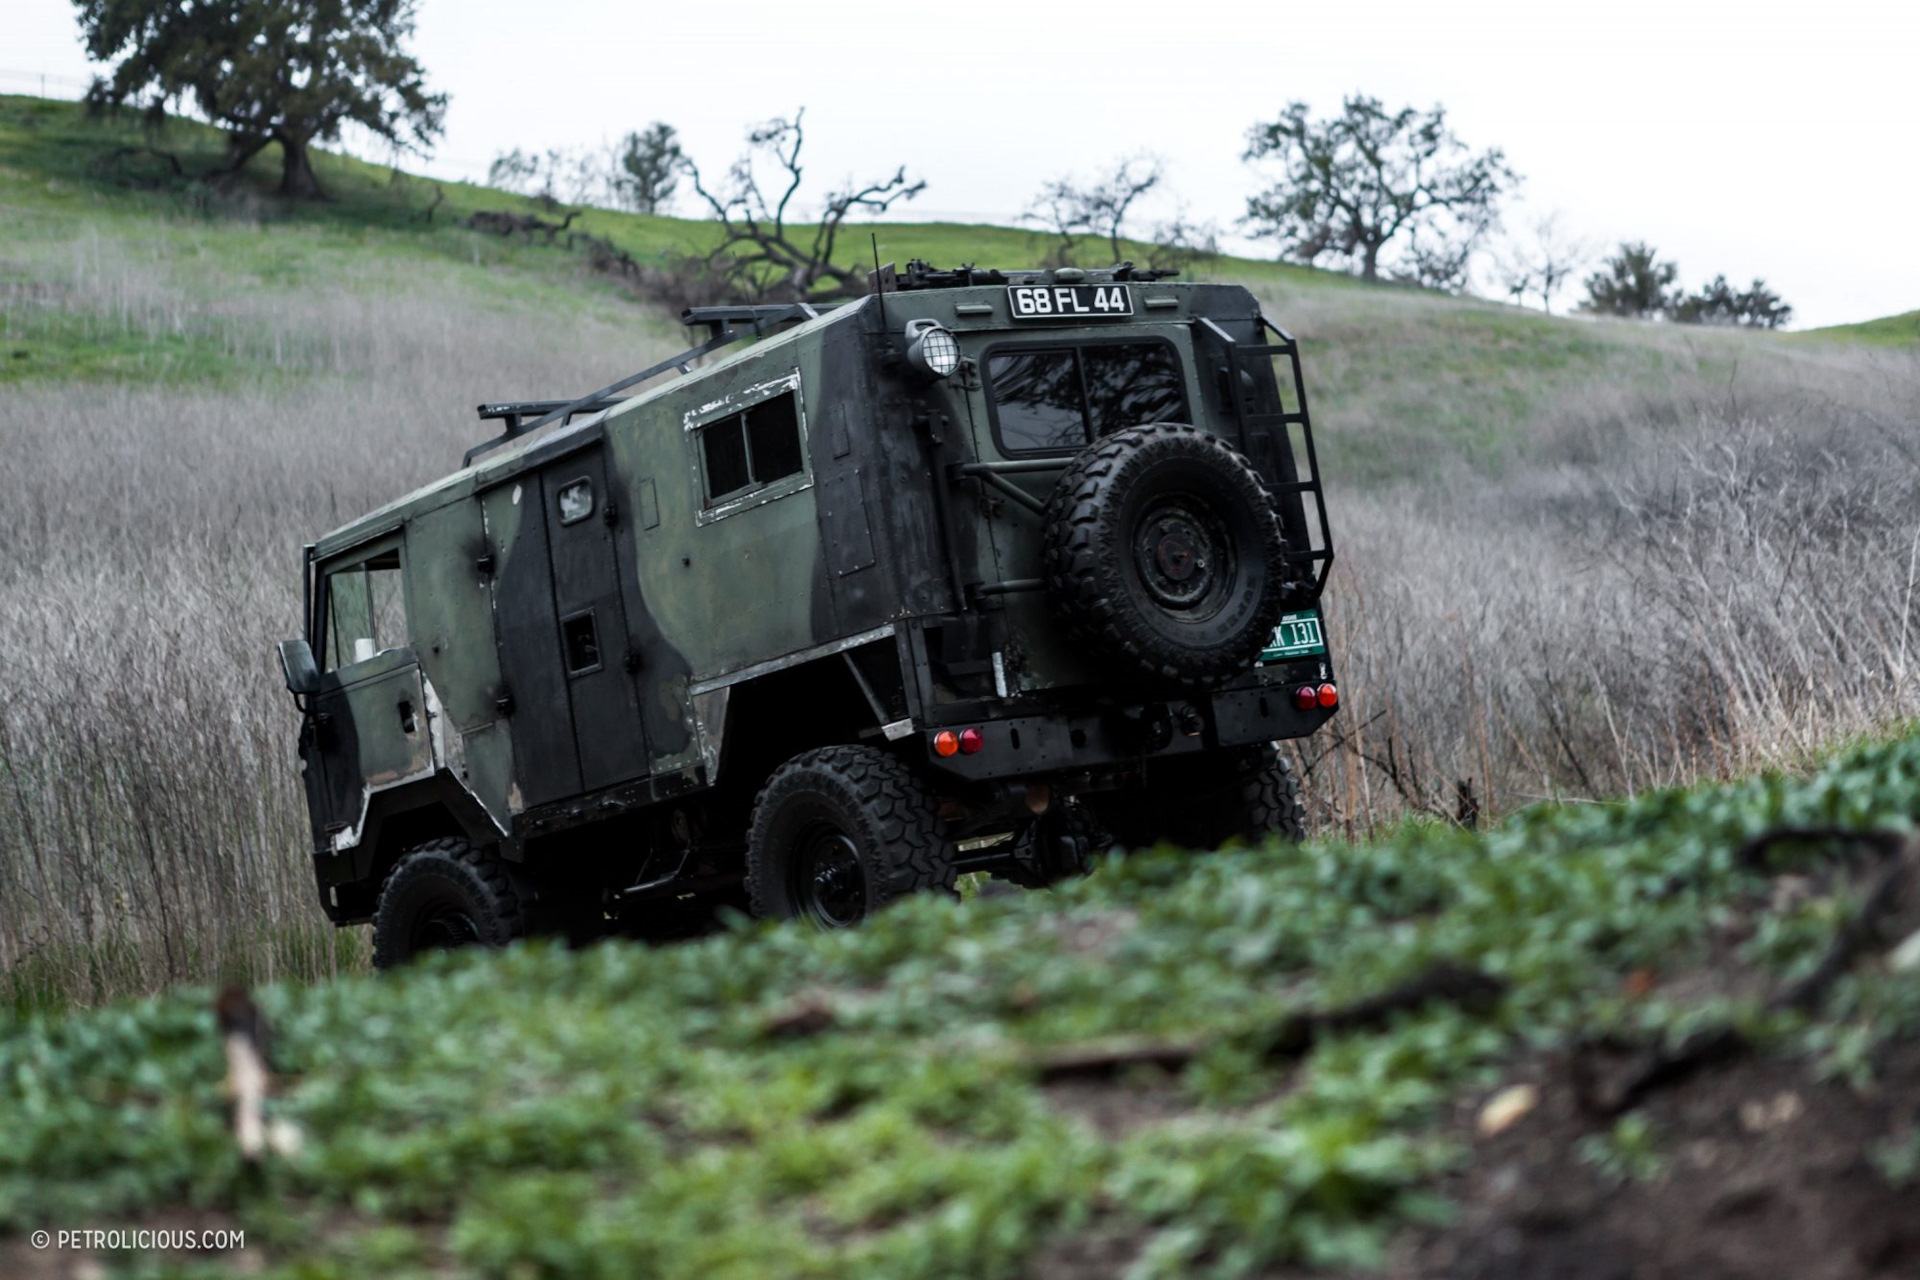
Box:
[8,0,1916,327]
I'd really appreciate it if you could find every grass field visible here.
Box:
[6,729,1920,1277]
[2,90,1918,1013]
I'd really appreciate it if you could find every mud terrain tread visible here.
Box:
[1243,753,1307,843]
[1041,422,1288,683]
[371,837,525,970]
[746,745,954,923]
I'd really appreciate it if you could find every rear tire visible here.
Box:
[747,746,955,928]
[371,837,525,970]
[1090,748,1306,851]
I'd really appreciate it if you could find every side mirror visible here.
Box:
[278,638,322,696]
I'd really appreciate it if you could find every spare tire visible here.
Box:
[1042,423,1288,683]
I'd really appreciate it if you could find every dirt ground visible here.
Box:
[1029,1038,1920,1280]
[1390,1042,1920,1280]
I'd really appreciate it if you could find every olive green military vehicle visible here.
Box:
[277,261,1339,965]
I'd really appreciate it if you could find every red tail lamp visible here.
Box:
[1317,683,1339,709]
[933,727,986,757]
[1293,686,1318,711]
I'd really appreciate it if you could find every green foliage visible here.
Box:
[9,729,1920,1274]
[1242,95,1519,284]
[1579,241,1678,318]
[1870,1128,1920,1188]
[615,123,685,216]
[73,0,444,198]
[1576,1114,1665,1184]
[1669,274,1793,328]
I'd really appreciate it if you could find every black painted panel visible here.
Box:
[543,451,650,793]
[484,484,582,806]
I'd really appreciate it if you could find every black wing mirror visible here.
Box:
[278,638,322,696]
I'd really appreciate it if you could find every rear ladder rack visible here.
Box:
[1207,317,1335,595]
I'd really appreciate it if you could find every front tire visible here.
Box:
[746,746,955,928]
[371,837,525,970]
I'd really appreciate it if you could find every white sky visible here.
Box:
[7,0,1917,327]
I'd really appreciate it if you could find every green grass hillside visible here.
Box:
[1800,308,1920,347]
[5,91,1920,1280]
[7,730,1920,1277]
[7,92,1908,483]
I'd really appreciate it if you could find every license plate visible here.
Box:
[1260,611,1326,662]
[1007,283,1133,320]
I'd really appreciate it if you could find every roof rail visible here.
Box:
[893,260,1180,290]
[464,302,826,467]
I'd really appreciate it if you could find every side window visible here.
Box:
[322,547,407,671]
[693,383,809,513]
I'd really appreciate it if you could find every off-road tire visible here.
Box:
[1242,753,1307,844]
[1042,423,1290,684]
[1092,749,1307,851]
[372,837,525,970]
[746,745,955,928]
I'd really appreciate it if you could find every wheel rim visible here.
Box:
[1132,496,1235,618]
[791,824,868,928]
[409,901,482,953]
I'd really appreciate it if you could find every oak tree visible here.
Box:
[75,0,445,200]
[1243,96,1517,283]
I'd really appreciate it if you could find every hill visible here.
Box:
[7,92,1909,483]
[5,729,1920,1277]
[2,89,1918,1015]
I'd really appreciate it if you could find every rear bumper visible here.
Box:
[919,680,1335,782]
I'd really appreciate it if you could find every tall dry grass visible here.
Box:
[0,230,669,1007]
[3,222,1916,1006]
[1293,337,1920,835]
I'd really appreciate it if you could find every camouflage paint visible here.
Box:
[290,278,1337,920]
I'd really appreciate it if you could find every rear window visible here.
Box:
[986,342,1187,455]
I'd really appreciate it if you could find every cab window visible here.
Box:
[986,341,1187,455]
[322,547,407,671]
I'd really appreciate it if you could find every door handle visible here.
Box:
[397,699,417,734]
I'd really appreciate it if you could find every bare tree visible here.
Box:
[1024,154,1165,264]
[1143,213,1221,274]
[486,147,599,210]
[682,108,925,301]
[1496,213,1592,314]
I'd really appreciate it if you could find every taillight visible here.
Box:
[1317,683,1339,708]
[933,727,985,757]
[1294,686,1318,712]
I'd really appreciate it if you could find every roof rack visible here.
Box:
[893,260,1180,290]
[464,302,826,467]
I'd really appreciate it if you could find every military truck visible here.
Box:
[276,261,1338,965]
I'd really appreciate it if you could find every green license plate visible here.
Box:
[1260,611,1326,662]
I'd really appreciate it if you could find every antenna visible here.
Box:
[871,231,887,329]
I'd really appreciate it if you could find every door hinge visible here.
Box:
[623,649,642,673]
